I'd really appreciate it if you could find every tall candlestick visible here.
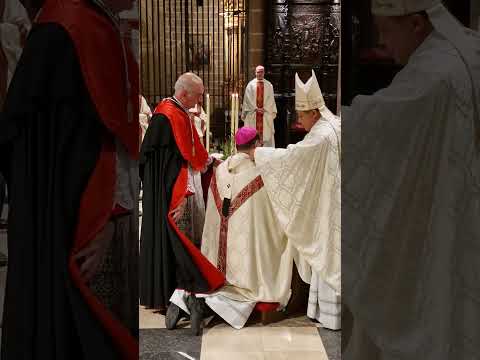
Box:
[235,94,239,134]
[206,93,210,152]
[234,94,239,155]
[231,94,235,151]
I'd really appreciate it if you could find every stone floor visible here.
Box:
[139,306,341,360]
[139,190,340,360]
[0,198,342,359]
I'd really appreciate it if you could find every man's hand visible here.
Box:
[73,221,115,282]
[256,108,265,115]
[171,197,188,222]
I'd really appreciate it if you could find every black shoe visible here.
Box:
[186,295,207,336]
[165,303,187,330]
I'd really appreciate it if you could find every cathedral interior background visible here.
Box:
[140,0,341,149]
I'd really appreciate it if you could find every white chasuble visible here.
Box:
[242,79,277,146]
[254,114,341,296]
[202,153,294,305]
[187,153,294,328]
[342,12,480,358]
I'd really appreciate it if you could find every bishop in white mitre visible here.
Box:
[254,70,341,330]
[342,1,480,359]
[170,127,294,329]
[242,65,277,147]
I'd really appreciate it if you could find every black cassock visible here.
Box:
[139,111,213,312]
[0,24,120,359]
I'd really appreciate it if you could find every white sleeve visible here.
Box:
[254,146,288,167]
[187,165,196,194]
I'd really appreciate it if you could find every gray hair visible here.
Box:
[174,72,203,95]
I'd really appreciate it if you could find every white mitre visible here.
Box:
[295,70,339,122]
[295,70,326,112]
[371,0,441,16]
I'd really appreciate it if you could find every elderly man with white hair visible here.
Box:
[343,1,480,359]
[140,72,224,334]
[242,65,278,147]
[253,70,341,330]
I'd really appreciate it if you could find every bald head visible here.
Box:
[255,66,265,81]
[174,72,204,109]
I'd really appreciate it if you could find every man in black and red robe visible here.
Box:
[140,72,224,335]
[0,0,139,358]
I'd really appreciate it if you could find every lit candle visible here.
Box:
[206,93,210,152]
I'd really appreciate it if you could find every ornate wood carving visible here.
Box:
[265,0,340,147]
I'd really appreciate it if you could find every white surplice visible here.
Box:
[139,95,152,142]
[193,106,207,139]
[342,6,480,359]
[242,78,277,146]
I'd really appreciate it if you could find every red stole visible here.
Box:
[210,172,264,274]
[154,99,208,171]
[256,81,265,138]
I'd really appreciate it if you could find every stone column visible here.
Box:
[246,0,266,78]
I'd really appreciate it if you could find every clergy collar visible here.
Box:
[170,96,191,116]
[227,152,253,173]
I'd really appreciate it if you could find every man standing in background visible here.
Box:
[242,65,277,147]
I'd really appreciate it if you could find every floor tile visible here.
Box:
[261,327,326,352]
[263,351,328,360]
[201,352,265,360]
[140,306,167,329]
[201,327,264,353]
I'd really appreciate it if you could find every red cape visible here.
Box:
[154,99,208,171]
[154,99,225,292]
[36,1,139,358]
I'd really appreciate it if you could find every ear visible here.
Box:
[410,13,427,34]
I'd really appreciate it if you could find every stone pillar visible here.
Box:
[246,0,266,80]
